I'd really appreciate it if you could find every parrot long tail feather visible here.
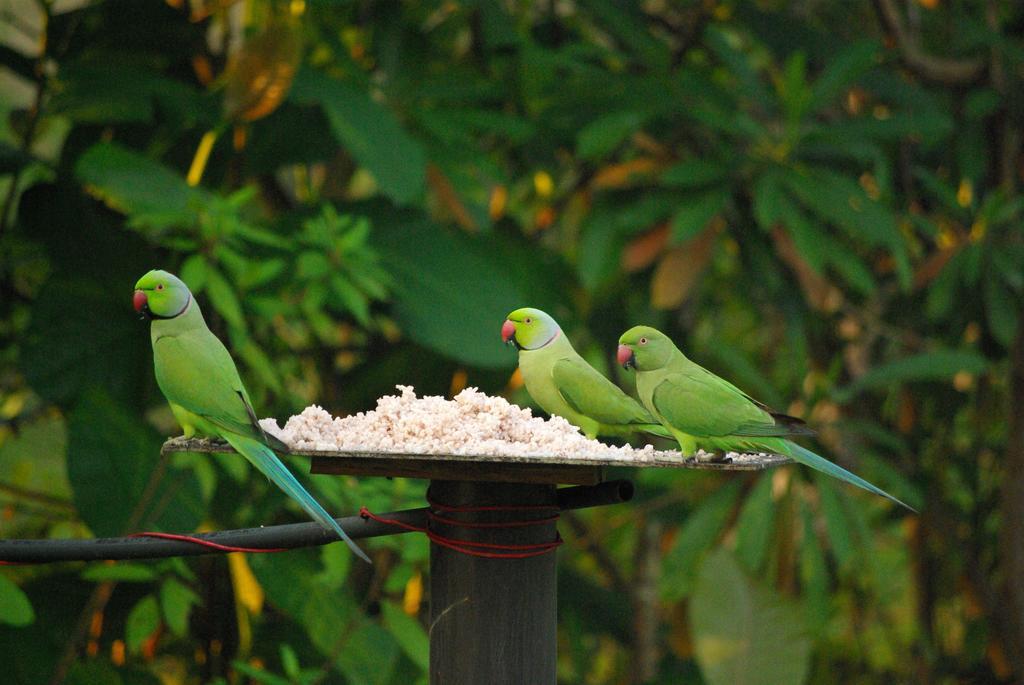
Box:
[785,441,916,513]
[224,434,371,562]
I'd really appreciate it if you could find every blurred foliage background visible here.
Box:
[1,0,1022,683]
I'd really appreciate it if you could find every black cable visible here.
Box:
[0,480,633,564]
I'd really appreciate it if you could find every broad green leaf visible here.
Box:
[577,110,645,160]
[335,619,400,685]
[204,264,245,329]
[783,166,909,287]
[827,247,876,295]
[0,142,33,175]
[382,601,429,671]
[0,574,34,627]
[126,595,160,654]
[160,578,200,637]
[690,549,810,685]
[230,662,291,685]
[815,476,855,571]
[670,187,729,243]
[291,70,426,204]
[81,564,157,583]
[280,644,301,679]
[22,277,151,406]
[799,501,830,633]
[965,88,1001,120]
[67,389,204,537]
[660,479,743,602]
[66,661,122,685]
[179,254,208,293]
[834,349,989,402]
[809,40,880,110]
[752,171,784,231]
[985,272,1018,347]
[663,159,730,189]
[370,207,564,368]
[74,142,202,230]
[733,473,776,573]
[577,211,623,292]
[51,63,203,126]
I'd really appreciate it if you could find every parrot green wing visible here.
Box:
[552,357,656,426]
[154,331,286,450]
[651,368,806,438]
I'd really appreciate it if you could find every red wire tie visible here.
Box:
[127,532,288,554]
[359,504,562,559]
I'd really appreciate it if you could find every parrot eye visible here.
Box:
[639,337,647,345]
[156,283,164,291]
[525,317,532,324]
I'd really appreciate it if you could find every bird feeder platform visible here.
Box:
[161,436,790,485]
[161,437,790,685]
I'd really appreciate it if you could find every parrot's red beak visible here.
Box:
[617,344,636,370]
[133,289,148,313]
[501,320,518,347]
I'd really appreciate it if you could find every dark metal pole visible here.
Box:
[428,480,558,685]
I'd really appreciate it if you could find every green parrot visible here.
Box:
[134,270,369,561]
[617,325,914,511]
[502,307,672,440]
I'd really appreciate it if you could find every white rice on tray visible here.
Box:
[258,385,770,464]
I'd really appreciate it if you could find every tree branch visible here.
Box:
[999,316,1024,679]
[872,0,985,86]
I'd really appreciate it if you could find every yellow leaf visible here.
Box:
[957,179,974,207]
[228,553,264,615]
[650,225,719,310]
[533,171,554,198]
[403,572,423,616]
[591,158,661,189]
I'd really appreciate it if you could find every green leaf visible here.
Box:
[160,578,199,638]
[670,187,729,243]
[577,110,645,160]
[370,207,565,368]
[799,501,830,633]
[382,601,429,672]
[690,549,811,685]
[81,564,157,583]
[291,69,426,204]
[126,595,160,654]
[783,166,909,287]
[334,620,400,685]
[204,264,245,329]
[329,272,371,325]
[663,159,730,189]
[815,476,855,571]
[0,142,34,176]
[230,662,292,685]
[752,171,784,231]
[22,277,151,406]
[179,254,208,293]
[66,661,122,685]
[733,474,776,573]
[660,479,743,602]
[280,644,301,679]
[74,142,202,230]
[985,271,1019,347]
[296,252,332,280]
[834,349,989,402]
[0,574,35,627]
[66,389,205,537]
[809,40,880,110]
